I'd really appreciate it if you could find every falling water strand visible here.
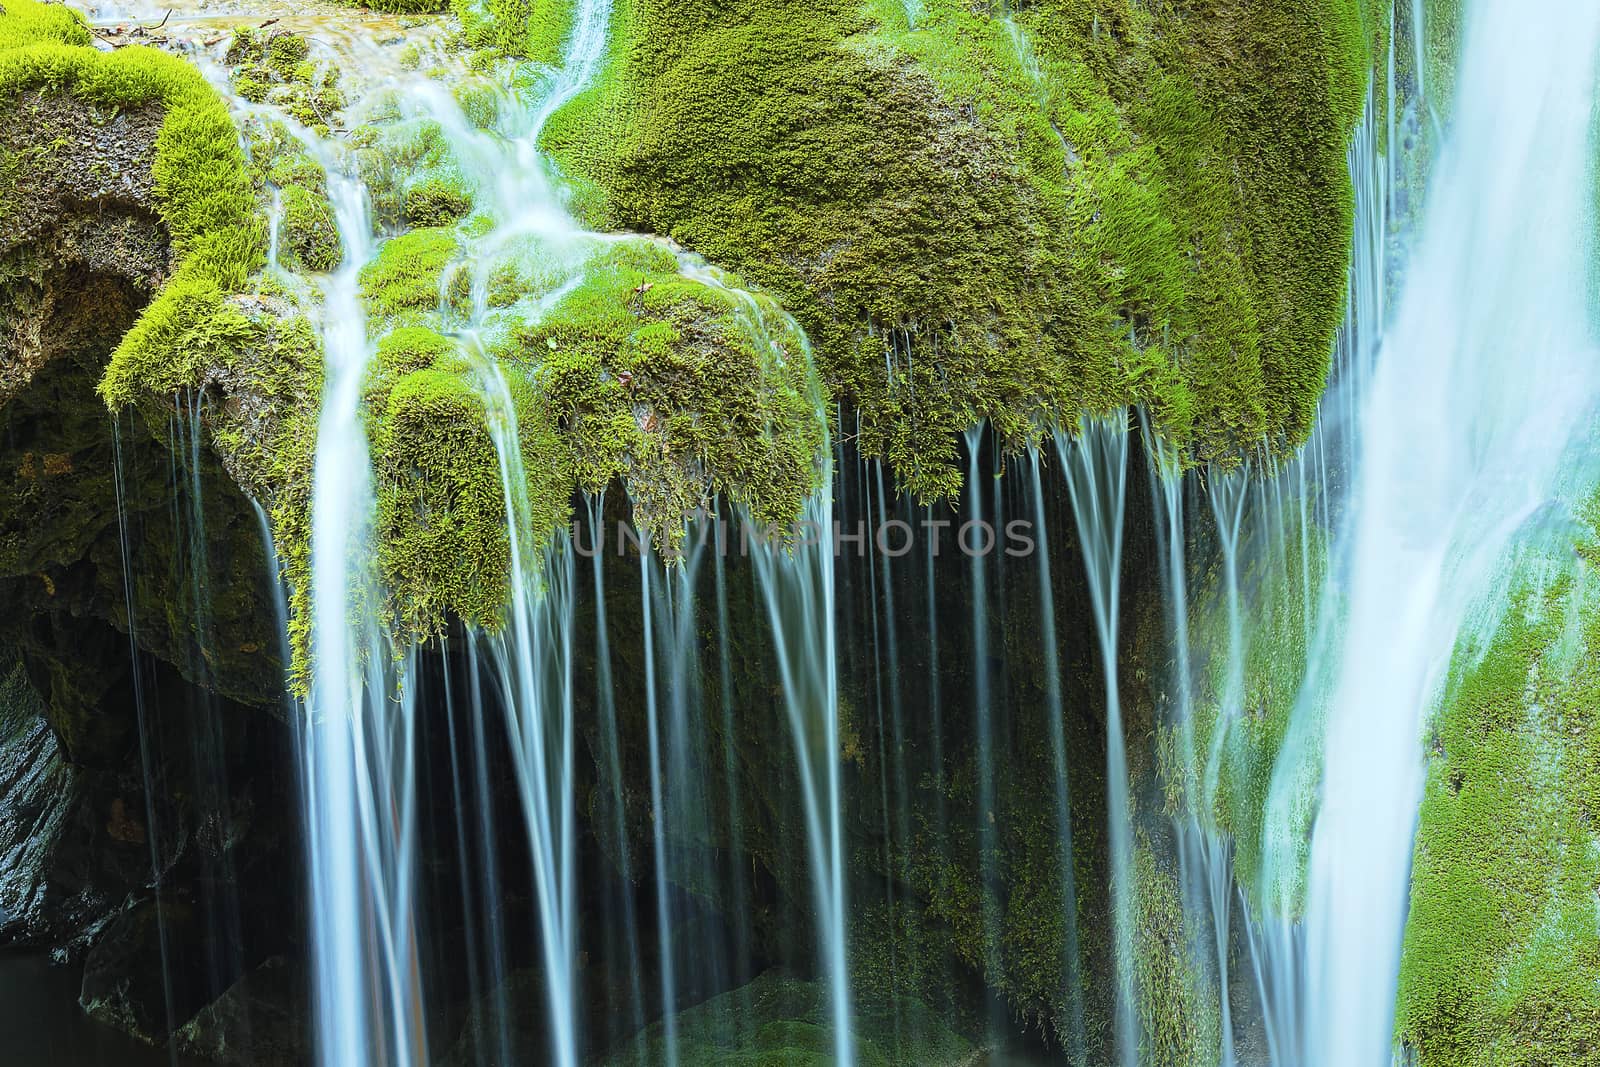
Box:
[1056,416,1135,1066]
[750,495,854,1066]
[1026,449,1088,1059]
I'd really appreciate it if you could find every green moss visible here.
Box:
[359,226,459,320]
[453,80,498,129]
[490,241,825,549]
[599,971,971,1067]
[1395,505,1600,1065]
[535,0,1376,496]
[264,32,310,80]
[454,0,575,62]
[0,2,264,408]
[369,358,570,637]
[403,175,473,228]
[335,0,449,15]
[1133,838,1219,1067]
[279,184,340,272]
[1161,498,1328,913]
[233,71,268,103]
[373,324,458,382]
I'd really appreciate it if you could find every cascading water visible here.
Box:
[1296,3,1600,1062]
[1056,416,1135,1065]
[302,139,430,1067]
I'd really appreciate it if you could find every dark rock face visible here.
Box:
[175,955,312,1067]
[1,89,304,1052]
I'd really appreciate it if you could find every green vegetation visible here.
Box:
[539,0,1380,496]
[403,175,474,228]
[599,971,971,1067]
[280,185,341,272]
[1160,498,1329,914]
[1395,507,1600,1065]
[0,1,263,409]
[359,226,459,320]
[455,0,577,65]
[223,27,345,133]
[370,357,569,636]
[490,240,825,550]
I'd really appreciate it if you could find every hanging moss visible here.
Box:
[536,0,1378,497]
[369,359,571,637]
[492,239,826,551]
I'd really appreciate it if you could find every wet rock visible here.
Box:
[174,955,311,1066]
[596,970,974,1067]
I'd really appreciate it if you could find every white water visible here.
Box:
[750,494,855,1067]
[1300,2,1600,1062]
[1056,417,1135,1065]
[303,152,430,1066]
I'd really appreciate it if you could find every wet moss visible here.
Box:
[599,970,971,1067]
[279,185,340,273]
[538,0,1377,496]
[492,240,825,551]
[369,359,571,637]
[359,226,459,321]
[1395,505,1600,1065]
[403,175,474,228]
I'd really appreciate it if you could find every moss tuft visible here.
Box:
[403,175,474,228]
[359,226,459,321]
[279,185,340,273]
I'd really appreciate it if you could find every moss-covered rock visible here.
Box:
[402,174,474,228]
[538,0,1378,496]
[1395,504,1600,1065]
[279,184,341,273]
[359,225,459,320]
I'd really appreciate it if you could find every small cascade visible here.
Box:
[1025,449,1088,1061]
[750,494,855,1067]
[1055,416,1135,1066]
[477,360,583,1067]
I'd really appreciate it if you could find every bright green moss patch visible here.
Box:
[403,175,473,228]
[359,226,459,320]
[223,27,344,134]
[538,0,1377,496]
[453,80,498,129]
[1396,506,1600,1065]
[492,240,825,549]
[0,2,264,408]
[369,359,570,636]
[455,0,576,64]
[335,0,450,15]
[279,184,340,272]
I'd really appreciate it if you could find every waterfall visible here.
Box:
[303,143,430,1065]
[1298,2,1600,1062]
[750,494,854,1067]
[1027,449,1088,1061]
[1056,416,1135,1065]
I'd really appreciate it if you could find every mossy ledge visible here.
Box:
[539,0,1381,497]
